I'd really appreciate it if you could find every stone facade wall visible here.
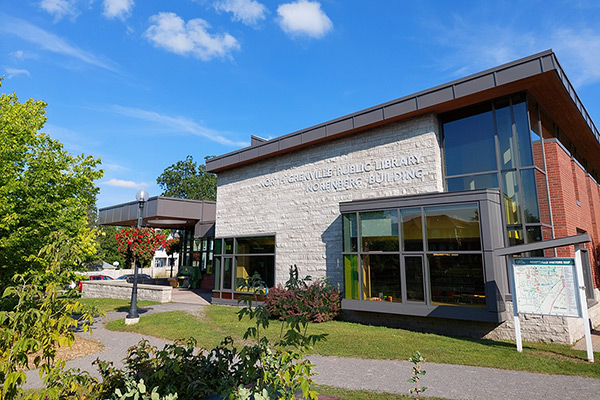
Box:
[82,280,172,303]
[216,114,443,287]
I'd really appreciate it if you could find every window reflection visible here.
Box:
[425,204,481,251]
[236,236,275,254]
[428,254,485,307]
[343,213,358,252]
[401,208,422,251]
[361,254,401,302]
[447,173,499,192]
[405,256,424,302]
[520,169,540,223]
[502,171,521,225]
[495,98,515,170]
[344,255,359,300]
[235,255,274,289]
[360,210,399,252]
[444,103,496,175]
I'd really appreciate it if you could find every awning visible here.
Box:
[98,196,216,237]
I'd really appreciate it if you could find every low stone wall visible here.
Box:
[81,280,172,303]
[486,289,600,344]
[81,266,179,279]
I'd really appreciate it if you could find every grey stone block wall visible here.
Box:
[82,281,172,303]
[216,114,443,288]
[484,289,600,344]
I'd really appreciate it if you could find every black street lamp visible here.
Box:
[125,189,149,325]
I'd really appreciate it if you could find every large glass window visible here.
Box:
[343,213,358,252]
[344,254,359,300]
[360,210,398,252]
[425,204,481,251]
[401,208,422,251]
[361,254,401,302]
[444,103,496,175]
[342,202,486,308]
[405,256,425,302]
[235,255,275,289]
[443,94,545,253]
[214,236,275,293]
[428,254,486,307]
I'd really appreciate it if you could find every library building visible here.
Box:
[100,50,600,344]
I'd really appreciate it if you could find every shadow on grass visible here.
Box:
[115,306,153,314]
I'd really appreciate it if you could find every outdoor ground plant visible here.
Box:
[264,265,340,323]
[88,272,327,400]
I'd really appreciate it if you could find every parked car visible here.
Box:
[117,274,154,285]
[77,274,113,291]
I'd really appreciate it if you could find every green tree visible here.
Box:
[0,83,103,290]
[96,225,127,268]
[157,155,216,201]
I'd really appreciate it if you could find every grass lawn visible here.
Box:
[314,385,448,400]
[106,305,600,378]
[78,297,161,313]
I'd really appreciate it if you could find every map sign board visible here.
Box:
[511,258,581,318]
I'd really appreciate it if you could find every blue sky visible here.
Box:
[2,0,600,209]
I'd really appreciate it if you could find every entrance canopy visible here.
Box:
[98,196,216,237]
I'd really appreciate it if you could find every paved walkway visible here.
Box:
[24,298,600,400]
[573,328,600,352]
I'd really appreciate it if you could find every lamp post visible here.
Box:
[125,189,149,325]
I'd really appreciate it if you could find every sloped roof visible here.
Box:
[206,50,599,177]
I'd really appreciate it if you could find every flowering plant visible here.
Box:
[115,227,166,266]
[164,238,180,256]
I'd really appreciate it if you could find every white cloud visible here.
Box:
[5,68,31,79]
[39,0,80,21]
[10,50,26,60]
[144,12,240,61]
[277,0,332,38]
[425,13,600,88]
[552,28,600,87]
[0,14,118,73]
[103,0,134,20]
[214,0,267,26]
[111,105,248,147]
[102,178,148,189]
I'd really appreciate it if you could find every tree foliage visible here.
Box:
[0,84,103,289]
[0,232,99,400]
[156,155,216,201]
[96,225,127,268]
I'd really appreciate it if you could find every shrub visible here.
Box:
[264,266,341,323]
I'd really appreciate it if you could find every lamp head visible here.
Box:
[135,189,149,203]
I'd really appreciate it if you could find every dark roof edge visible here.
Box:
[207,50,599,173]
[98,196,216,212]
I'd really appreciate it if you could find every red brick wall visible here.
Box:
[544,140,600,287]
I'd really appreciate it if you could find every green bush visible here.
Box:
[264,266,341,323]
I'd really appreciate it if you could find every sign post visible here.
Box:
[509,255,594,362]
[575,245,595,363]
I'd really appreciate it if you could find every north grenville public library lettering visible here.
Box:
[259,154,425,192]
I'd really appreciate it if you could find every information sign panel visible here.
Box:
[512,258,581,318]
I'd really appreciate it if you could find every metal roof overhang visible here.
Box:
[98,196,216,237]
[206,50,600,177]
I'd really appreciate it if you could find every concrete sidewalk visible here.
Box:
[24,304,600,399]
